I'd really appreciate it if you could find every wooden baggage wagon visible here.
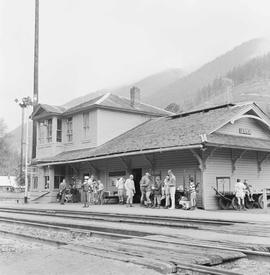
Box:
[212,187,270,210]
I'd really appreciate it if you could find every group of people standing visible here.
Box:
[116,174,136,207]
[81,175,104,207]
[116,169,197,210]
[58,176,104,207]
[58,169,198,210]
[139,170,177,209]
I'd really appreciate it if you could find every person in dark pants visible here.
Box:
[97,180,104,205]
[140,172,151,206]
[153,176,162,208]
[82,176,90,207]
[59,179,67,205]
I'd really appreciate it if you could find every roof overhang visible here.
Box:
[205,142,270,153]
[35,144,202,167]
[63,104,169,117]
[209,103,270,134]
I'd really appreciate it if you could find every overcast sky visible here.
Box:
[1,0,270,131]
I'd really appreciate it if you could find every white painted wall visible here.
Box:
[96,109,151,146]
[62,109,98,151]
[217,117,270,139]
[36,117,64,159]
[36,110,98,159]
[203,148,270,210]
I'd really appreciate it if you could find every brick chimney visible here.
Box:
[130,86,140,107]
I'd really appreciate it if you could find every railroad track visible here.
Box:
[0,214,269,275]
[0,206,243,229]
[0,219,243,275]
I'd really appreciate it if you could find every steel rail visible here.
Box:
[0,207,240,226]
[0,218,244,275]
[0,216,149,238]
[0,214,269,260]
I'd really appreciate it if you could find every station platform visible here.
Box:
[0,201,269,224]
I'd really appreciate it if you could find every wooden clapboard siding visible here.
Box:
[217,117,270,139]
[203,148,232,210]
[203,148,270,210]
[75,150,202,204]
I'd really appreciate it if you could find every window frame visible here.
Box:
[83,112,90,139]
[56,119,62,142]
[46,119,53,143]
[66,117,73,142]
[33,176,38,189]
[38,122,45,144]
[54,175,65,189]
[44,176,50,190]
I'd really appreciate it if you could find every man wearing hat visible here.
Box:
[140,171,152,207]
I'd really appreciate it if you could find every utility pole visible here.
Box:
[20,107,25,185]
[15,97,33,203]
[25,109,30,203]
[32,0,39,159]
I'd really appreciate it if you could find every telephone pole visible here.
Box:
[32,0,39,159]
[15,97,33,202]
[20,107,25,185]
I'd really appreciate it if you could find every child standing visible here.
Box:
[153,176,162,208]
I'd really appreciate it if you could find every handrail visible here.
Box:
[31,191,50,201]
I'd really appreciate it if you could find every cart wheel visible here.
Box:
[218,197,230,210]
[245,197,254,209]
[258,194,264,209]
[232,197,240,210]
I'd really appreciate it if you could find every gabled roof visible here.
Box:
[64,93,172,116]
[35,102,270,166]
[32,93,172,119]
[31,104,66,119]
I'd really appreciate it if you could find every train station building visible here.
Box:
[30,90,270,210]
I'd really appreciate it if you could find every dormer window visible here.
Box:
[83,112,90,139]
[67,117,73,142]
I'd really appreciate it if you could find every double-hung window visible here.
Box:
[67,117,73,142]
[38,122,45,144]
[83,112,90,139]
[56,119,62,142]
[46,119,52,143]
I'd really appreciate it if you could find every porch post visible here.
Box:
[52,117,57,143]
[48,165,55,192]
[39,167,45,191]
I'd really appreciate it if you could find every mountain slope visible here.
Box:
[113,68,186,99]
[63,68,185,108]
[144,38,270,107]
[191,53,270,113]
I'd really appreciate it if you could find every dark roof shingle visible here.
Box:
[37,103,265,164]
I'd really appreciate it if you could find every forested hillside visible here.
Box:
[145,38,270,107]
[189,53,270,113]
[0,119,20,176]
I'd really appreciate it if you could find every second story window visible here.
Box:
[38,122,45,144]
[56,119,62,142]
[83,112,90,138]
[67,117,73,142]
[46,119,52,143]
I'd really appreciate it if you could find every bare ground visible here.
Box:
[0,235,160,275]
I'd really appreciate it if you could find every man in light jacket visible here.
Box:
[59,179,67,205]
[125,174,135,207]
[116,177,125,204]
[168,170,176,209]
